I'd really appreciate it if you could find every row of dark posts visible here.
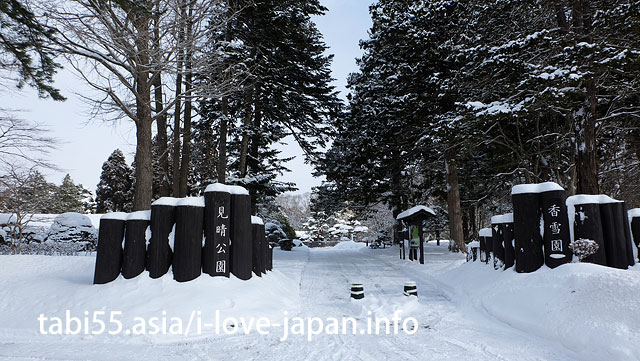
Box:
[471,182,638,272]
[94,184,273,284]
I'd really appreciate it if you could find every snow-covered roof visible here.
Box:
[491,213,513,224]
[396,205,436,220]
[478,228,492,237]
[251,216,264,225]
[511,182,564,195]
[566,194,621,206]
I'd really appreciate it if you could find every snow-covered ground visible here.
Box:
[1,242,638,360]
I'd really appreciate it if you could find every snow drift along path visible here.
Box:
[1,242,638,360]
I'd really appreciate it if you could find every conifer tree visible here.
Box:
[95,149,133,213]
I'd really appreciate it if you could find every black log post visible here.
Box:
[570,200,607,265]
[147,198,178,278]
[251,216,264,277]
[478,228,491,264]
[491,215,505,270]
[267,245,273,271]
[512,185,545,273]
[540,189,572,268]
[122,211,150,279]
[203,184,231,277]
[260,223,268,274]
[503,218,515,269]
[94,213,127,284]
[620,203,636,268]
[172,197,205,282]
[630,209,640,262]
[230,186,252,280]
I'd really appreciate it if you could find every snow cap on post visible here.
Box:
[127,210,151,221]
[251,216,264,225]
[511,182,564,195]
[152,197,181,207]
[176,197,205,208]
[478,228,492,237]
[101,212,129,220]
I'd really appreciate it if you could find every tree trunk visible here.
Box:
[575,83,599,195]
[132,13,153,211]
[445,152,466,253]
[153,8,169,198]
[172,4,185,197]
[178,3,193,197]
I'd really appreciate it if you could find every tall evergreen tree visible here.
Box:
[95,149,133,213]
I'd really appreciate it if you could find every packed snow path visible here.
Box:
[2,242,637,360]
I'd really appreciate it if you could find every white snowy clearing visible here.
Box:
[1,242,639,361]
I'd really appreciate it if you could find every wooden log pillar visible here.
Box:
[620,203,635,268]
[503,219,515,269]
[203,184,231,277]
[261,223,268,274]
[147,198,178,278]
[478,228,491,264]
[94,213,127,284]
[491,216,505,270]
[172,197,205,282]
[417,221,424,265]
[541,189,572,268]
[122,211,150,279]
[251,216,264,277]
[512,186,544,273]
[267,245,273,271]
[600,201,635,269]
[229,186,252,280]
[630,209,640,262]
[570,200,607,265]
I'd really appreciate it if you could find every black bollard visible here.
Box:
[203,184,231,277]
[172,197,205,282]
[599,200,635,269]
[541,189,572,268]
[122,211,150,279]
[503,219,515,269]
[478,228,491,263]
[350,283,364,299]
[229,186,252,280]
[569,197,607,266]
[94,213,127,284]
[251,216,264,277]
[491,215,506,270]
[403,281,417,297]
[147,198,178,278]
[512,184,550,273]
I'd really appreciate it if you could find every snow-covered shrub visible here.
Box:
[265,222,288,245]
[45,212,97,251]
[569,239,600,261]
[278,238,294,251]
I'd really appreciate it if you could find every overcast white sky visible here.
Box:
[2,0,373,195]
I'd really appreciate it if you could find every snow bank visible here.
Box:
[478,228,492,237]
[0,213,17,225]
[332,240,366,250]
[396,205,436,220]
[511,182,564,195]
[0,255,300,344]
[437,262,640,360]
[251,216,264,225]
[176,197,205,208]
[100,212,128,221]
[204,183,249,195]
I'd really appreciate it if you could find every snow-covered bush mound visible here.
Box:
[46,212,97,248]
[332,240,366,250]
[265,222,287,244]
